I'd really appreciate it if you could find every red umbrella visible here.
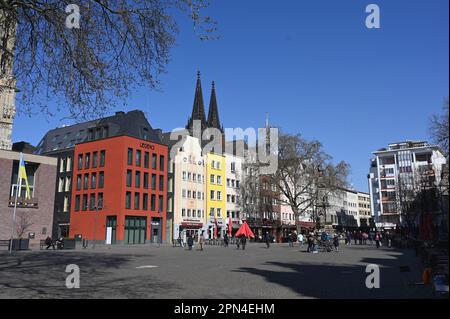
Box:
[228,217,233,236]
[214,218,218,239]
[235,222,255,238]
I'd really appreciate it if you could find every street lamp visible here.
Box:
[92,198,104,249]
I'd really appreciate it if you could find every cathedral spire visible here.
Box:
[186,71,207,131]
[207,81,223,132]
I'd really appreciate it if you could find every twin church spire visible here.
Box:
[186,71,223,133]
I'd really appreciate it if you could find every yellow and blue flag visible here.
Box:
[18,153,31,200]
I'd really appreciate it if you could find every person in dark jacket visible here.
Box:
[45,236,55,250]
[333,234,340,252]
[264,232,270,248]
[224,233,229,247]
[240,236,247,250]
[187,234,194,250]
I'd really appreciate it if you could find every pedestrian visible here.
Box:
[353,231,358,245]
[236,236,241,250]
[298,233,304,247]
[288,232,293,247]
[375,232,381,248]
[333,234,340,252]
[199,232,205,251]
[187,234,194,251]
[264,232,270,248]
[224,233,229,247]
[241,236,247,250]
[45,236,55,250]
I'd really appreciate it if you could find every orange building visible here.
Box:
[69,135,168,245]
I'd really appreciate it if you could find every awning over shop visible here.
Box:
[297,221,315,229]
[181,222,203,229]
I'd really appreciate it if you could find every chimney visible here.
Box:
[115,111,125,116]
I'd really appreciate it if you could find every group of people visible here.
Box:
[344,231,390,248]
[44,236,65,250]
[178,232,248,251]
[304,231,340,253]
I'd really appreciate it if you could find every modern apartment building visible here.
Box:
[368,140,447,228]
[69,135,168,244]
[35,110,164,239]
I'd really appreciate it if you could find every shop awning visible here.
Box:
[297,221,315,228]
[181,222,203,229]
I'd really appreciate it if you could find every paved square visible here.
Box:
[0,244,434,299]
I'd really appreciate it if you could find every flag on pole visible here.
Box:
[18,153,31,199]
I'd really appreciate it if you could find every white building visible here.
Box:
[225,153,244,235]
[368,141,447,228]
[357,192,371,228]
[169,135,206,241]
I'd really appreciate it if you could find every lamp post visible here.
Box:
[92,198,103,249]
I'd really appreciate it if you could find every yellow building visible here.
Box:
[205,153,226,238]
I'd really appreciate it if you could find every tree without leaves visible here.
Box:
[15,211,33,239]
[429,98,449,158]
[0,0,218,120]
[271,132,350,228]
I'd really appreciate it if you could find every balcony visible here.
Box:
[8,197,39,208]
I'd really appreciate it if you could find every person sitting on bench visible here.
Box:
[45,236,56,250]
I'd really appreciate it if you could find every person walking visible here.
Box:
[354,231,358,245]
[298,233,304,247]
[375,232,381,248]
[199,232,205,251]
[241,236,247,250]
[333,234,340,252]
[264,232,270,248]
[288,233,293,248]
[236,236,241,250]
[45,236,55,250]
[224,233,229,247]
[187,234,194,251]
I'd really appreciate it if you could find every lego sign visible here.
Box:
[140,142,156,150]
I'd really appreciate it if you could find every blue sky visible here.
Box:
[13,0,449,192]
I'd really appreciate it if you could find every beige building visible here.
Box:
[0,11,17,151]
[357,192,371,227]
[225,153,243,235]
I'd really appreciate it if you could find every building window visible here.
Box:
[144,173,149,189]
[136,150,142,167]
[211,161,215,169]
[182,171,187,180]
[151,194,156,211]
[58,177,64,192]
[143,193,148,210]
[65,176,71,192]
[217,191,222,201]
[152,154,157,170]
[210,175,215,184]
[187,209,191,217]
[82,194,88,211]
[144,152,149,168]
[188,172,192,181]
[160,155,165,172]
[97,193,103,209]
[98,172,104,188]
[125,192,131,209]
[84,174,89,189]
[100,151,106,167]
[158,196,164,212]
[78,154,83,170]
[91,173,97,189]
[217,176,222,185]
[128,148,133,165]
[89,194,96,210]
[135,171,141,188]
[76,175,82,190]
[151,174,157,190]
[85,153,90,169]
[198,191,202,200]
[75,195,81,211]
[210,208,215,217]
[217,162,221,170]
[187,190,192,199]
[231,162,236,172]
[210,190,215,200]
[182,189,186,198]
[92,152,98,168]
[126,170,132,187]
[159,175,164,191]
[182,209,186,217]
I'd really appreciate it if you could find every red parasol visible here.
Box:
[235,222,255,238]
[228,217,233,236]
[214,217,218,239]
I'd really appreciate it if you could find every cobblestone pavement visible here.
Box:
[0,243,435,299]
